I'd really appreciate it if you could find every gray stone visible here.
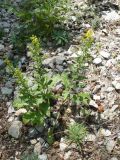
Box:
[1,87,13,95]
[106,140,116,153]
[67,45,79,55]
[56,65,64,72]
[8,121,22,138]
[8,105,15,114]
[34,142,42,155]
[100,51,110,59]
[0,44,4,51]
[38,153,48,160]
[43,57,56,68]
[0,59,5,68]
[28,128,38,138]
[38,137,45,145]
[93,57,102,65]
[55,56,65,65]
[35,126,44,133]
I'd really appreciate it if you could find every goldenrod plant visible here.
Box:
[6,36,54,125]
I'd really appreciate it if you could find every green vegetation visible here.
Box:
[6,36,54,125]
[8,0,69,50]
[67,122,88,145]
[52,30,69,46]
[6,28,94,146]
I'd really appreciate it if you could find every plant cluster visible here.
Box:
[6,36,54,125]
[8,0,68,50]
[6,29,94,146]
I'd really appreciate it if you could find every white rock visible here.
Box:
[112,81,120,90]
[70,50,83,58]
[93,95,101,100]
[111,157,118,160]
[60,138,68,151]
[93,58,102,65]
[38,154,48,160]
[100,51,110,59]
[15,108,27,116]
[99,128,111,137]
[106,87,115,92]
[71,16,76,21]
[8,105,15,114]
[30,139,37,145]
[8,116,14,122]
[34,142,42,155]
[64,151,72,160]
[89,100,98,109]
[106,140,116,153]
[60,142,68,152]
[8,121,22,138]
[85,134,96,142]
[102,10,120,22]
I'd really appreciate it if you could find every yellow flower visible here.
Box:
[85,28,94,39]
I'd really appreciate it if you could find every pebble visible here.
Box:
[64,151,72,160]
[30,139,37,145]
[60,138,68,151]
[28,127,38,138]
[106,87,115,92]
[93,95,101,100]
[111,157,118,160]
[15,108,27,116]
[0,44,4,51]
[38,153,48,160]
[93,57,102,65]
[0,59,5,68]
[89,100,98,109]
[100,51,110,59]
[35,126,44,133]
[102,10,120,22]
[112,81,120,90]
[34,142,42,155]
[85,134,96,142]
[8,121,22,139]
[98,128,111,137]
[106,140,116,153]
[1,87,13,95]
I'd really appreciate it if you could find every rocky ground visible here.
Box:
[0,0,120,160]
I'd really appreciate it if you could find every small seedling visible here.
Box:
[67,122,88,146]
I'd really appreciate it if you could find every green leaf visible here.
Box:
[13,98,28,109]
[62,90,69,100]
